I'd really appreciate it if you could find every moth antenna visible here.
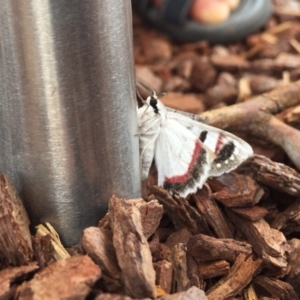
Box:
[136,88,147,104]
[136,81,152,92]
[137,81,159,98]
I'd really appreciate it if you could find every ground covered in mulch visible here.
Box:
[2,0,300,299]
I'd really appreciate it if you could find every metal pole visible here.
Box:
[0,0,141,246]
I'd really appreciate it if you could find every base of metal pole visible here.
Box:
[0,0,140,245]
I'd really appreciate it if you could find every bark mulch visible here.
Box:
[2,0,300,299]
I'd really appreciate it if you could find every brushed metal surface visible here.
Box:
[0,0,141,245]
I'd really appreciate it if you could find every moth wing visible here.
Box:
[138,105,161,180]
[154,118,210,198]
[167,111,253,177]
[166,107,205,123]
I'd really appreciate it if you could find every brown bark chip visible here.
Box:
[286,239,300,296]
[18,255,101,300]
[190,56,217,91]
[151,186,211,235]
[99,198,163,240]
[210,173,264,208]
[206,254,262,300]
[197,260,230,279]
[249,155,300,196]
[154,260,173,294]
[0,262,38,300]
[164,228,192,249]
[226,210,290,268]
[0,174,33,268]
[210,54,250,71]
[192,185,233,239]
[230,206,268,221]
[187,234,252,263]
[171,243,191,293]
[81,227,121,282]
[126,198,163,239]
[108,196,156,299]
[271,198,300,233]
[253,275,299,300]
[31,235,54,269]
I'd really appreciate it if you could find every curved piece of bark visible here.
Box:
[200,81,300,169]
[206,254,262,300]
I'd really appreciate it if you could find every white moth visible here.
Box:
[137,89,253,198]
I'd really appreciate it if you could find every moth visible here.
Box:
[137,88,253,198]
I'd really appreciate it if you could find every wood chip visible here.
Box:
[249,155,300,196]
[210,54,249,71]
[0,262,38,300]
[253,275,299,300]
[171,243,191,293]
[0,174,33,267]
[108,196,156,299]
[18,255,101,300]
[226,209,290,268]
[210,173,264,207]
[151,186,211,235]
[126,198,163,239]
[164,228,192,249]
[230,206,268,221]
[271,198,300,232]
[192,185,233,239]
[99,198,163,240]
[187,234,252,263]
[81,226,121,290]
[286,238,300,296]
[206,254,262,300]
[149,234,172,263]
[197,260,230,279]
[35,222,70,261]
[190,56,217,91]
[32,234,55,269]
[154,260,173,294]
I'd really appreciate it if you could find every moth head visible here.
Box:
[146,90,158,106]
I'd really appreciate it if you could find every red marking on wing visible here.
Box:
[215,134,224,155]
[164,140,202,184]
